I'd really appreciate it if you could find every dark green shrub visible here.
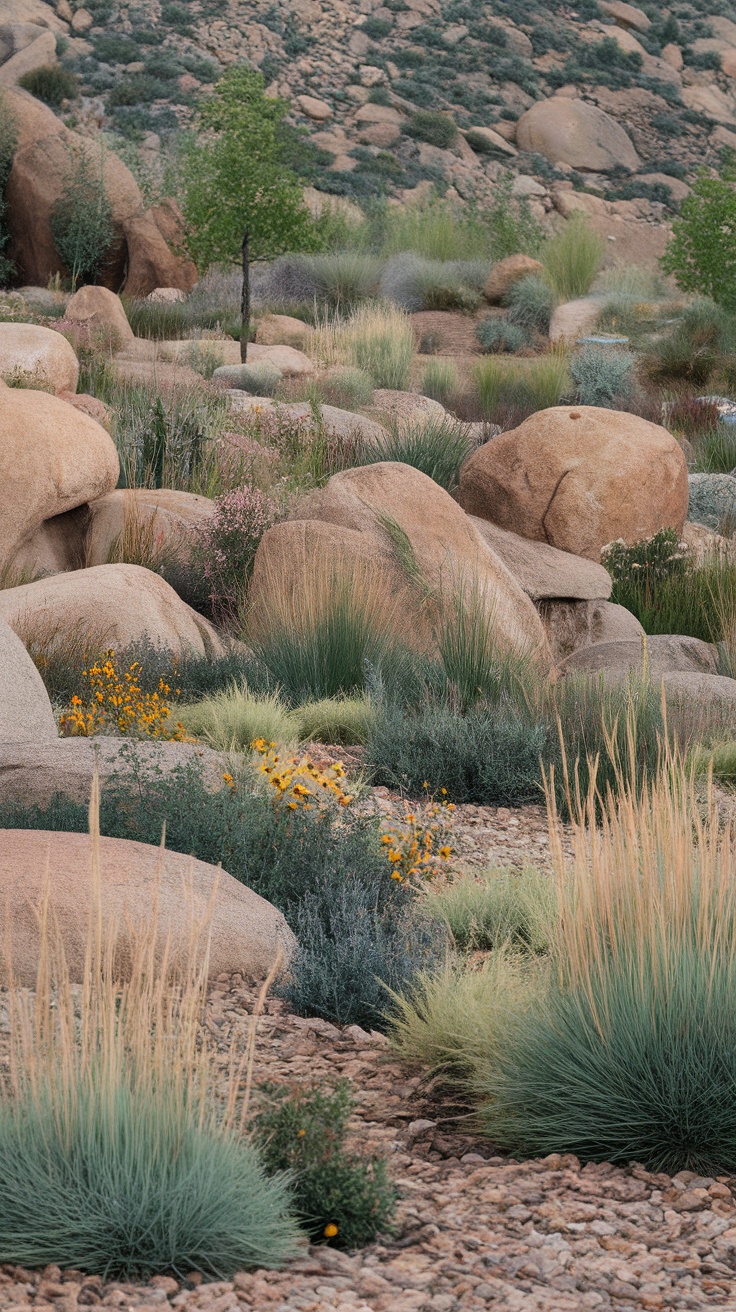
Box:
[406,110,458,149]
[570,346,636,407]
[280,879,443,1029]
[362,17,392,37]
[486,173,545,260]
[92,33,140,63]
[505,274,555,334]
[642,299,729,386]
[475,317,527,354]
[366,702,548,805]
[603,530,736,642]
[691,425,736,474]
[253,1083,396,1248]
[663,175,736,310]
[108,75,168,107]
[18,64,79,106]
[161,1,194,33]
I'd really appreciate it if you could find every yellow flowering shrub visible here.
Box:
[59,651,186,740]
[251,739,353,809]
[380,788,456,883]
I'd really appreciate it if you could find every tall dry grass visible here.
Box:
[308,304,415,390]
[0,778,298,1275]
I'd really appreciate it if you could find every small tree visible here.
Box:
[50,148,115,290]
[181,66,319,360]
[662,172,736,311]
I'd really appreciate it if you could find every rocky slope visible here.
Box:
[8,0,736,214]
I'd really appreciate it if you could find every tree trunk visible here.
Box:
[240,228,250,364]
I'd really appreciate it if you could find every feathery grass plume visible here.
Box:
[308,303,415,390]
[293,695,377,745]
[423,867,555,953]
[101,493,171,572]
[246,555,409,703]
[358,417,475,493]
[481,745,736,1174]
[177,684,295,751]
[542,214,605,300]
[0,780,300,1276]
[386,950,543,1082]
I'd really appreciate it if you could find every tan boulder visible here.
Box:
[470,518,612,601]
[3,89,196,295]
[539,598,644,663]
[681,84,736,126]
[146,287,187,304]
[559,634,718,678]
[0,737,230,808]
[57,390,113,429]
[0,565,225,658]
[368,390,446,427]
[296,94,333,120]
[85,488,215,567]
[249,462,552,663]
[64,285,135,347]
[516,98,641,172]
[0,388,119,574]
[0,322,78,392]
[456,406,689,562]
[0,29,57,86]
[597,25,646,56]
[465,126,518,158]
[255,313,311,349]
[598,0,651,31]
[0,616,56,744]
[484,254,544,304]
[0,829,295,986]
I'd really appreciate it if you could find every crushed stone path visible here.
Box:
[2,977,735,1312]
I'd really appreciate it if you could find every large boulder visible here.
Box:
[64,285,135,348]
[549,297,604,344]
[368,390,446,427]
[0,565,225,658]
[539,599,644,663]
[456,406,689,562]
[484,254,544,304]
[249,462,552,663]
[0,617,56,743]
[0,738,230,809]
[211,344,314,378]
[255,313,311,349]
[0,322,78,392]
[3,88,197,295]
[559,634,718,678]
[85,489,215,568]
[687,472,736,531]
[471,518,612,601]
[0,388,119,575]
[0,28,57,86]
[0,829,295,986]
[516,98,641,172]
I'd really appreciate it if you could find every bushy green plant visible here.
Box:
[18,64,79,106]
[314,367,374,410]
[642,298,730,386]
[486,173,545,261]
[603,532,736,642]
[223,362,282,394]
[475,317,527,354]
[50,148,115,289]
[505,274,556,334]
[308,251,381,309]
[379,254,485,312]
[341,303,415,390]
[424,867,554,953]
[421,358,458,405]
[570,346,636,407]
[294,695,377,745]
[281,879,443,1029]
[358,417,475,492]
[253,1082,396,1248]
[367,702,548,805]
[542,214,605,300]
[406,109,458,148]
[663,172,736,310]
[379,198,492,262]
[691,425,736,474]
[475,353,571,418]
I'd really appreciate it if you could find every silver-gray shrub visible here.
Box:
[571,346,637,408]
[379,253,487,312]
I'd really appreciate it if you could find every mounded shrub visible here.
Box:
[570,345,636,407]
[476,317,528,354]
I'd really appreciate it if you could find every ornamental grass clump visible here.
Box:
[480,755,736,1174]
[358,416,475,493]
[0,785,299,1276]
[309,304,415,390]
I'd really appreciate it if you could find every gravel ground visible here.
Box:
[1,974,735,1312]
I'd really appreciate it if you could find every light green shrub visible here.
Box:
[294,695,377,745]
[423,867,555,953]
[475,317,527,354]
[421,358,458,405]
[177,685,294,751]
[505,274,556,334]
[542,214,605,300]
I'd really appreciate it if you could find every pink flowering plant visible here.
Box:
[196,485,282,627]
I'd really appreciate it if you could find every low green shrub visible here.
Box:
[341,303,415,390]
[642,298,730,387]
[505,274,556,334]
[542,214,605,300]
[406,110,458,149]
[603,532,736,643]
[366,702,548,805]
[379,197,492,262]
[475,318,527,354]
[690,425,736,474]
[475,353,571,418]
[358,417,475,492]
[224,362,282,395]
[486,173,545,261]
[294,695,377,745]
[18,64,79,106]
[424,867,555,953]
[280,879,443,1029]
[316,367,374,410]
[570,346,636,407]
[253,1082,396,1247]
[421,358,458,405]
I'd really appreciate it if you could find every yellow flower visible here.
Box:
[324,1223,339,1238]
[439,846,452,859]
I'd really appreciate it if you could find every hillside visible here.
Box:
[14,0,736,213]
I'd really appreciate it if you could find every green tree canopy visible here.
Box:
[662,173,736,311]
[181,66,318,271]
